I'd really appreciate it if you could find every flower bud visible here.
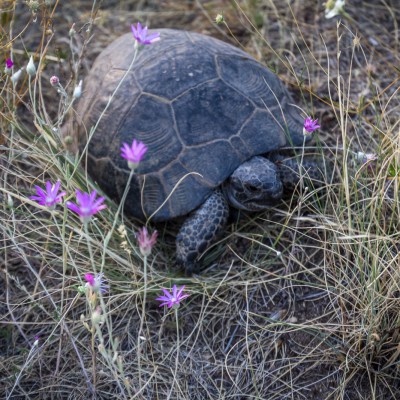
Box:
[27,0,40,12]
[64,135,74,146]
[11,68,23,85]
[26,56,36,76]
[4,58,13,75]
[136,227,158,257]
[325,0,346,19]
[7,194,14,208]
[91,307,103,325]
[215,14,225,24]
[69,23,76,37]
[73,80,83,99]
[50,75,59,86]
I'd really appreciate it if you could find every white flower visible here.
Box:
[355,151,377,164]
[325,0,345,19]
[26,56,36,76]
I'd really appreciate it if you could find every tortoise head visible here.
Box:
[222,156,283,211]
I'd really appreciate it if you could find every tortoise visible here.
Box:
[65,29,321,273]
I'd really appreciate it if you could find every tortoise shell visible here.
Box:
[72,29,304,222]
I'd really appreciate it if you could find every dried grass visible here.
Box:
[1,0,400,399]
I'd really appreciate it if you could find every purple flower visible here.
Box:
[66,190,106,223]
[136,226,158,257]
[303,116,321,136]
[156,285,189,309]
[30,181,66,210]
[121,139,148,170]
[85,272,109,294]
[131,22,160,46]
[5,58,14,75]
[6,58,13,69]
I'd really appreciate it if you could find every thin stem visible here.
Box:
[28,75,37,122]
[84,223,96,271]
[174,307,180,374]
[83,223,97,393]
[91,324,97,396]
[81,49,139,157]
[7,342,39,400]
[137,254,147,389]
[167,308,180,400]
[109,169,135,239]
[299,135,307,191]
[52,213,67,314]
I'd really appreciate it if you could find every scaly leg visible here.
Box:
[176,190,229,274]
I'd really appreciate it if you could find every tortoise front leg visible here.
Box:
[176,190,229,274]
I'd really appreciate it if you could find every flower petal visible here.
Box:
[66,201,81,215]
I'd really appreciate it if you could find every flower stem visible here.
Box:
[84,223,96,272]
[175,307,180,373]
[82,49,139,156]
[137,254,147,389]
[83,223,97,391]
[111,169,135,235]
[167,308,180,400]
[91,325,97,392]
